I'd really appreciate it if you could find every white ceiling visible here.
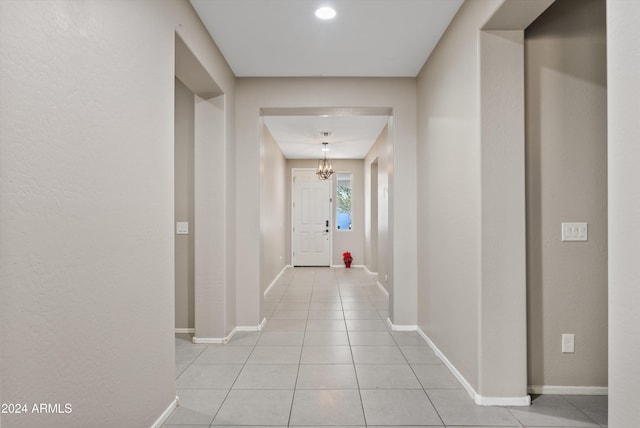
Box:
[190,0,463,159]
[190,0,462,77]
[263,114,390,159]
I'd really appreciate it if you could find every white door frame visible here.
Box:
[291,168,333,266]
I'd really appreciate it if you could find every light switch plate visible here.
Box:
[176,222,189,235]
[562,222,588,242]
[562,334,575,353]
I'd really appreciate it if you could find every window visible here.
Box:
[336,173,352,230]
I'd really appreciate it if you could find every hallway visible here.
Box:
[165,267,607,427]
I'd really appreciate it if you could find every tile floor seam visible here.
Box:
[286,270,314,428]
[208,329,262,426]
[566,396,608,428]
[343,282,369,428]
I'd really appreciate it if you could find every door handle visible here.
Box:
[326,220,329,227]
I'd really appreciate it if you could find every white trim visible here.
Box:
[386,317,417,331]
[377,281,389,297]
[363,265,378,275]
[416,327,530,407]
[528,385,608,395]
[476,394,531,406]
[150,396,179,428]
[193,327,238,344]
[237,317,267,332]
[174,328,195,334]
[416,327,479,402]
[264,265,291,296]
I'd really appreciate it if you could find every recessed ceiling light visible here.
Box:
[315,7,336,20]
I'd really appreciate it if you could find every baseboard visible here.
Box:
[192,317,266,344]
[416,327,530,407]
[192,327,237,344]
[476,394,531,406]
[174,328,195,334]
[237,317,267,332]
[363,265,378,275]
[332,264,365,268]
[264,265,291,296]
[150,396,179,428]
[377,281,389,297]
[386,317,417,332]
[528,385,608,395]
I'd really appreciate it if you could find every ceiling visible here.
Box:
[262,113,390,159]
[190,0,463,159]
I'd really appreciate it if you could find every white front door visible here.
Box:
[292,169,331,266]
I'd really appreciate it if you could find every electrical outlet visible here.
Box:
[562,334,575,353]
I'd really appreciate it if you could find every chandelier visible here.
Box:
[316,142,334,180]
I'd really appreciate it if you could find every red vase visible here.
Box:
[345,262,351,268]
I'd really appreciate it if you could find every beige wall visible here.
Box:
[365,125,392,292]
[607,1,640,426]
[260,126,287,294]
[417,0,553,403]
[525,0,608,390]
[175,78,195,330]
[417,0,497,395]
[0,0,235,426]
[285,160,365,267]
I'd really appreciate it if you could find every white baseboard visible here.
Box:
[264,265,291,296]
[528,385,608,395]
[363,265,378,275]
[416,327,530,407]
[237,317,267,332]
[174,328,195,334]
[476,394,531,406]
[332,264,366,268]
[386,317,417,332]
[150,396,179,428]
[192,317,266,344]
[377,281,389,297]
[192,327,237,344]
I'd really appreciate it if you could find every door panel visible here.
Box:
[292,169,331,266]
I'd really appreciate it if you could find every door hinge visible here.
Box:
[330,197,333,203]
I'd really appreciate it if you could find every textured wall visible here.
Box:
[607,0,640,426]
[260,126,287,294]
[416,0,497,393]
[416,0,553,402]
[0,0,235,426]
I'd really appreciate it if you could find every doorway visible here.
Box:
[524,0,608,394]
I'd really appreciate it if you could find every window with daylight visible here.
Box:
[336,173,352,230]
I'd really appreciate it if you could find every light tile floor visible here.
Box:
[164,267,608,427]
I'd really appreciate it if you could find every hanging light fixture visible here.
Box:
[316,142,334,180]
